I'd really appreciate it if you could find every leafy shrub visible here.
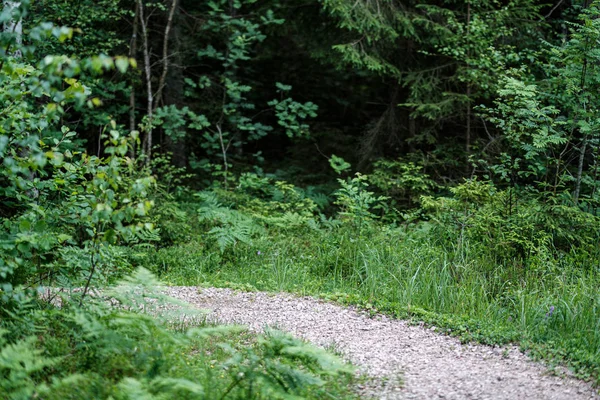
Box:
[421,179,600,265]
[334,173,388,233]
[236,173,319,219]
[147,152,195,246]
[0,18,151,316]
[370,157,439,209]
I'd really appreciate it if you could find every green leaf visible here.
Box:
[329,155,351,175]
[104,229,117,244]
[115,57,129,74]
[19,220,31,233]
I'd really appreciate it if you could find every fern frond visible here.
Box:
[150,377,205,397]
[106,267,205,320]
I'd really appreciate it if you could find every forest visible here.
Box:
[1,0,600,398]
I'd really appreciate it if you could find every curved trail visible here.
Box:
[167,286,598,400]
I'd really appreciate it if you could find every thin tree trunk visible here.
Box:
[137,0,153,163]
[589,146,599,215]
[155,0,178,108]
[217,123,229,188]
[574,31,590,205]
[129,1,139,158]
[97,127,102,157]
[574,136,587,205]
[466,86,471,153]
[465,1,471,163]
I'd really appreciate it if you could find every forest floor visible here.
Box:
[166,286,599,400]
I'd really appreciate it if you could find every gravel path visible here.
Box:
[166,286,598,400]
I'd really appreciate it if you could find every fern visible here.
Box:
[218,329,353,399]
[0,331,60,399]
[263,329,352,375]
[262,211,312,230]
[106,267,204,321]
[116,376,205,399]
[208,225,251,253]
[196,191,265,252]
[305,189,331,211]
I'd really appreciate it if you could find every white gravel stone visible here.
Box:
[166,286,600,400]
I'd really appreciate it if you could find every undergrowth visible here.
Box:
[0,269,357,400]
[145,179,600,385]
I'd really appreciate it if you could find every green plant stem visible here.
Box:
[80,244,98,307]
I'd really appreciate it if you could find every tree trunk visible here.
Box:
[155,0,178,107]
[465,1,471,165]
[129,1,139,158]
[574,136,587,205]
[137,0,153,163]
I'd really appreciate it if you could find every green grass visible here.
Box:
[145,224,600,384]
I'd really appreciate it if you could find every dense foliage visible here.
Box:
[2,0,600,397]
